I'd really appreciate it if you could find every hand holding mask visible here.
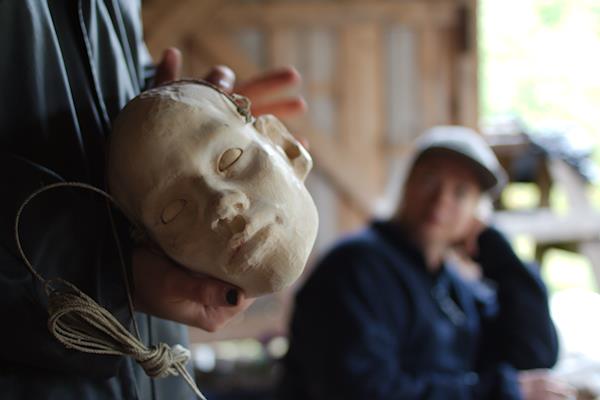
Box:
[108,81,319,297]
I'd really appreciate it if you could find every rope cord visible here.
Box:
[14,181,207,400]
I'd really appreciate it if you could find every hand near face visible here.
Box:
[455,216,487,258]
[518,370,576,400]
[132,246,253,331]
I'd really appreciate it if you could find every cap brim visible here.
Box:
[417,147,500,192]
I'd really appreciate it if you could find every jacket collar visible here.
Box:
[371,219,448,279]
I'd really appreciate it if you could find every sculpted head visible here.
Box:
[396,126,506,249]
[107,81,319,296]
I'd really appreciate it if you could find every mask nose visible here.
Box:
[213,190,250,233]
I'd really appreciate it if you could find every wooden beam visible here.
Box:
[191,32,261,81]
[418,23,436,129]
[210,0,458,29]
[187,28,376,216]
[578,241,600,288]
[267,27,298,68]
[143,0,223,60]
[547,158,591,210]
[455,0,479,128]
[299,126,375,216]
[140,0,173,31]
[336,22,385,230]
[494,209,600,245]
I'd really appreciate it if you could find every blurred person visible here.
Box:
[0,1,305,399]
[280,126,573,400]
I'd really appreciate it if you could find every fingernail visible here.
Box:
[226,289,238,306]
[218,79,232,91]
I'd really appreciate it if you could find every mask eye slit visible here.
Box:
[218,148,243,172]
[161,199,187,224]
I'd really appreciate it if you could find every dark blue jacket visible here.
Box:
[281,221,558,399]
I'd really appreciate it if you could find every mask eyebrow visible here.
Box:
[196,120,220,137]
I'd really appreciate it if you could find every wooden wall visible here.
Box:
[142,0,479,341]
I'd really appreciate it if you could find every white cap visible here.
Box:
[413,126,507,194]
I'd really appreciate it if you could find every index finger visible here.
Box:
[235,66,301,100]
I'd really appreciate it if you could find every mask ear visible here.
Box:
[254,115,312,181]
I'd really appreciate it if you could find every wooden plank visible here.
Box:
[141,0,175,31]
[336,22,385,230]
[212,0,457,29]
[143,0,222,60]
[444,21,460,125]
[190,29,374,216]
[337,23,384,174]
[142,0,471,224]
[437,25,453,124]
[578,241,600,288]
[180,35,210,78]
[191,32,262,81]
[455,0,479,128]
[265,26,302,124]
[385,24,421,145]
[547,158,591,210]
[267,27,298,68]
[417,10,451,130]
[494,209,600,245]
[417,17,437,130]
[295,124,375,215]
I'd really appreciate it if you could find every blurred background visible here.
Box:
[141,0,600,397]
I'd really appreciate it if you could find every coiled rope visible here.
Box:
[14,182,207,400]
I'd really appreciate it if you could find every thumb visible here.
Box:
[154,47,182,86]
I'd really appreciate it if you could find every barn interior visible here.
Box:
[140,1,600,398]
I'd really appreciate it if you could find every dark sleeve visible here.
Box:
[0,153,134,378]
[284,241,518,400]
[476,227,559,370]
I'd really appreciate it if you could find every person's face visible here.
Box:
[398,151,482,248]
[109,83,319,296]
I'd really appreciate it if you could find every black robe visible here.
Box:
[0,1,193,398]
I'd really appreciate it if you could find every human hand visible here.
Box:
[154,47,307,119]
[232,66,306,118]
[153,47,183,87]
[449,215,487,261]
[461,217,487,258]
[132,245,254,332]
[519,370,576,400]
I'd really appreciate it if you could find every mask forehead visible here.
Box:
[141,82,244,121]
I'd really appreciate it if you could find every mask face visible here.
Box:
[108,81,319,296]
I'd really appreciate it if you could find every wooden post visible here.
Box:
[337,23,384,231]
[456,0,479,129]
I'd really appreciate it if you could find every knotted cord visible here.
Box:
[14,182,207,400]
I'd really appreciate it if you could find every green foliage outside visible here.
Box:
[480,0,600,139]
[479,0,600,293]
